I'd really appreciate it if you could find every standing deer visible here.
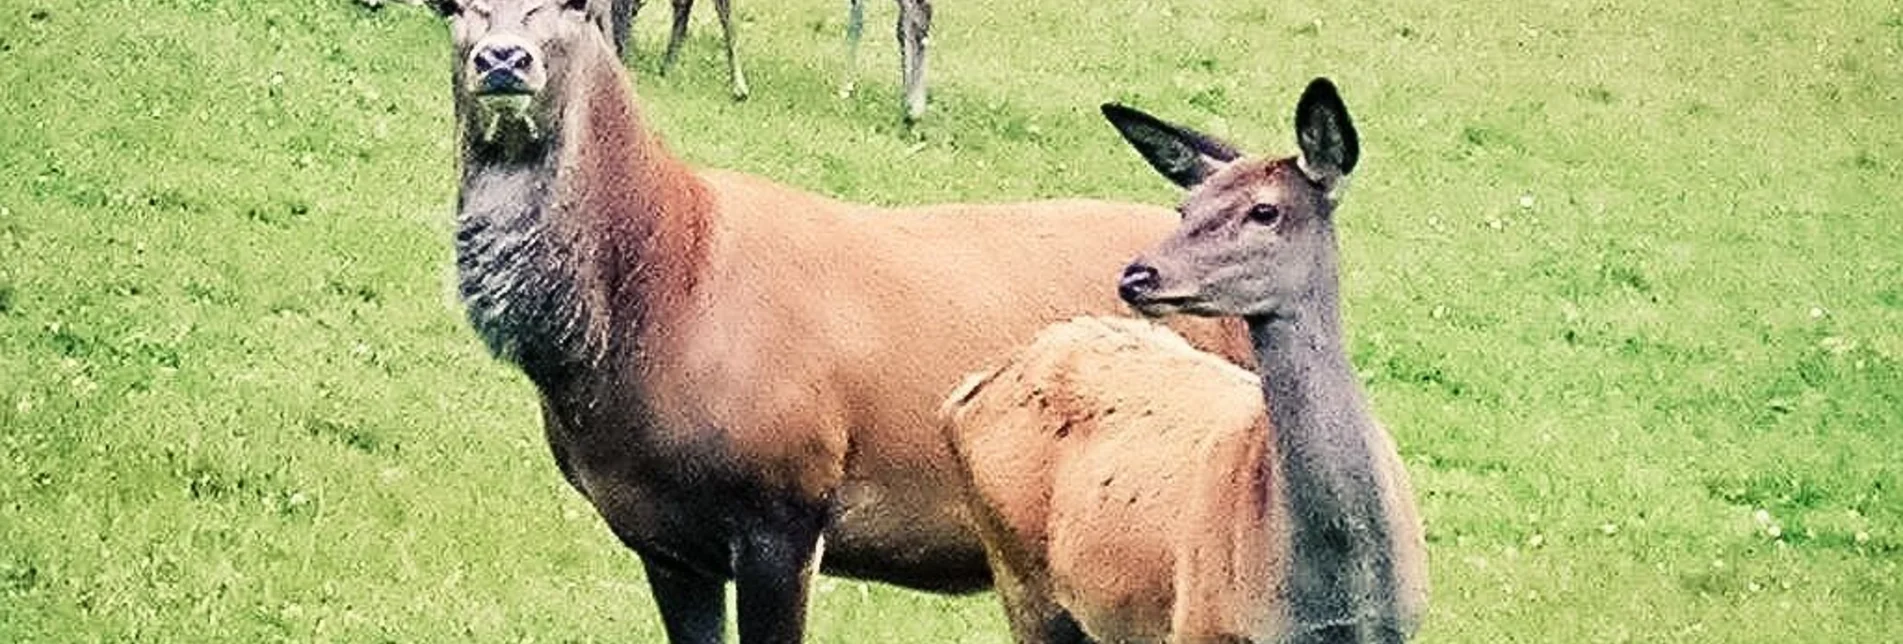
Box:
[587,0,932,121]
[426,1,1247,642]
[944,78,1428,643]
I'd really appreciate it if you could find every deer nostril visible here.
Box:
[1118,264,1159,303]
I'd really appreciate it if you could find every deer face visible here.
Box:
[432,0,598,145]
[1110,78,1360,320]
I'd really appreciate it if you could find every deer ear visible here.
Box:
[1294,77,1359,190]
[1101,103,1241,189]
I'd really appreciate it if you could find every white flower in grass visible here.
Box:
[1753,508,1783,539]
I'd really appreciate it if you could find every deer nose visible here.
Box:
[1118,264,1160,304]
[473,43,533,75]
[468,38,541,95]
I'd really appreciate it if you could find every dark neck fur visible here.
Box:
[452,44,710,389]
[1247,230,1405,643]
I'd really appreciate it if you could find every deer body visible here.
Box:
[945,79,1427,643]
[433,2,1246,641]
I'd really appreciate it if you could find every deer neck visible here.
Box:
[453,48,711,389]
[1246,235,1406,642]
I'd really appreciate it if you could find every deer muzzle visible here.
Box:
[466,34,546,97]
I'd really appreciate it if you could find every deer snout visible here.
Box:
[467,36,545,96]
[1118,264,1160,305]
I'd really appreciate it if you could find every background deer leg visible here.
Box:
[661,0,693,74]
[839,0,865,98]
[641,556,726,644]
[611,0,639,59]
[713,0,750,99]
[896,0,931,122]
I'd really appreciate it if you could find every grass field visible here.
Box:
[2,0,1899,641]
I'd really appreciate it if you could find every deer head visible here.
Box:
[431,0,607,150]
[1110,78,1360,321]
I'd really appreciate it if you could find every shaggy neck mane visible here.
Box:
[453,42,711,388]
[1246,224,1405,641]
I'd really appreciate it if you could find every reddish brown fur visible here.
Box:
[627,178,1255,570]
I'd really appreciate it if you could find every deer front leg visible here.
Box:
[732,505,827,644]
[642,555,726,644]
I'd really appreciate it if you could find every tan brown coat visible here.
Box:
[944,318,1422,642]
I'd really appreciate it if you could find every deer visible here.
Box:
[942,78,1428,643]
[586,0,933,121]
[425,1,1249,641]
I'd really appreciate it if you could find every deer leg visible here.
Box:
[612,0,639,60]
[839,0,864,98]
[990,557,1091,644]
[732,506,827,644]
[661,0,693,75]
[713,0,749,100]
[641,555,726,644]
[896,0,931,122]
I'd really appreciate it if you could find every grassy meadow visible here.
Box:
[2,0,1899,640]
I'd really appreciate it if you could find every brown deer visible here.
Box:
[943,78,1428,643]
[587,0,932,121]
[426,1,1247,642]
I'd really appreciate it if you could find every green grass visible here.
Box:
[2,0,1899,641]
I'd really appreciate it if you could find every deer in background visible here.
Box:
[426,0,1246,641]
[587,0,932,121]
[944,78,1428,643]
[586,0,750,100]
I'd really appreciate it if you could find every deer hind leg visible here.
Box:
[838,0,865,98]
[641,555,726,644]
[994,565,1091,644]
[895,0,931,122]
[661,0,693,74]
[973,527,1091,644]
[732,504,828,644]
[712,0,749,100]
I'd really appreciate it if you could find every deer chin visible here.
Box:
[471,92,544,145]
[1127,293,1209,318]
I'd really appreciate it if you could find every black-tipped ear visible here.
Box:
[1101,103,1242,189]
[1294,77,1359,183]
[427,0,462,17]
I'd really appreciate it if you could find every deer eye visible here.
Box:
[1247,203,1280,225]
